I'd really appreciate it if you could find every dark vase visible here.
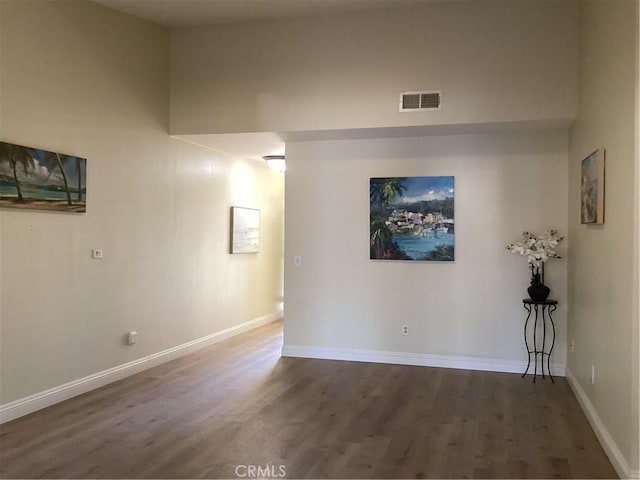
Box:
[528,269,550,302]
[528,283,550,302]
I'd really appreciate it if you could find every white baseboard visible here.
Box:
[565,367,639,479]
[281,344,566,377]
[0,312,282,424]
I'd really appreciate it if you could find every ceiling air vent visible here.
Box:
[399,91,441,112]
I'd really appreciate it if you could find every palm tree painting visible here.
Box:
[370,176,455,261]
[0,141,87,212]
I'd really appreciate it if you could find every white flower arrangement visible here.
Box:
[506,229,564,269]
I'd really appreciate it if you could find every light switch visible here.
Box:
[294,255,302,267]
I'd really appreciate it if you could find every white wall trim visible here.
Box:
[0,312,282,424]
[566,367,639,479]
[282,344,566,377]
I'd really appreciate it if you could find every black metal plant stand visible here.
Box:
[522,299,558,382]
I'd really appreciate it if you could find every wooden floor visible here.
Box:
[0,321,617,479]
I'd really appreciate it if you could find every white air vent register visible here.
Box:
[399,91,441,112]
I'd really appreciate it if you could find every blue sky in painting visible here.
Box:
[26,148,85,186]
[392,176,454,204]
[0,143,86,188]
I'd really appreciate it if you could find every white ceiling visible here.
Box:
[94,0,426,28]
[173,132,285,163]
[173,119,573,163]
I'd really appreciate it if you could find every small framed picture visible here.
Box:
[581,149,605,225]
[230,206,260,254]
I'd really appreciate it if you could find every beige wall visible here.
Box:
[283,131,568,368]
[567,0,639,474]
[0,0,284,405]
[170,0,579,135]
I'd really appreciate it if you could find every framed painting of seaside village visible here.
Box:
[370,176,454,261]
[0,141,87,212]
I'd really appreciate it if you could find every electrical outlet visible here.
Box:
[92,249,104,259]
[591,365,595,384]
[570,339,575,352]
[128,331,138,345]
[402,325,409,336]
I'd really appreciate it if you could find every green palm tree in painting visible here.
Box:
[370,177,407,212]
[45,151,72,205]
[370,213,392,259]
[75,158,84,201]
[0,142,35,201]
[370,177,408,259]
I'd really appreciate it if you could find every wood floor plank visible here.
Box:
[0,321,618,479]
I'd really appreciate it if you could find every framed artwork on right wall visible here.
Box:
[581,148,605,225]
